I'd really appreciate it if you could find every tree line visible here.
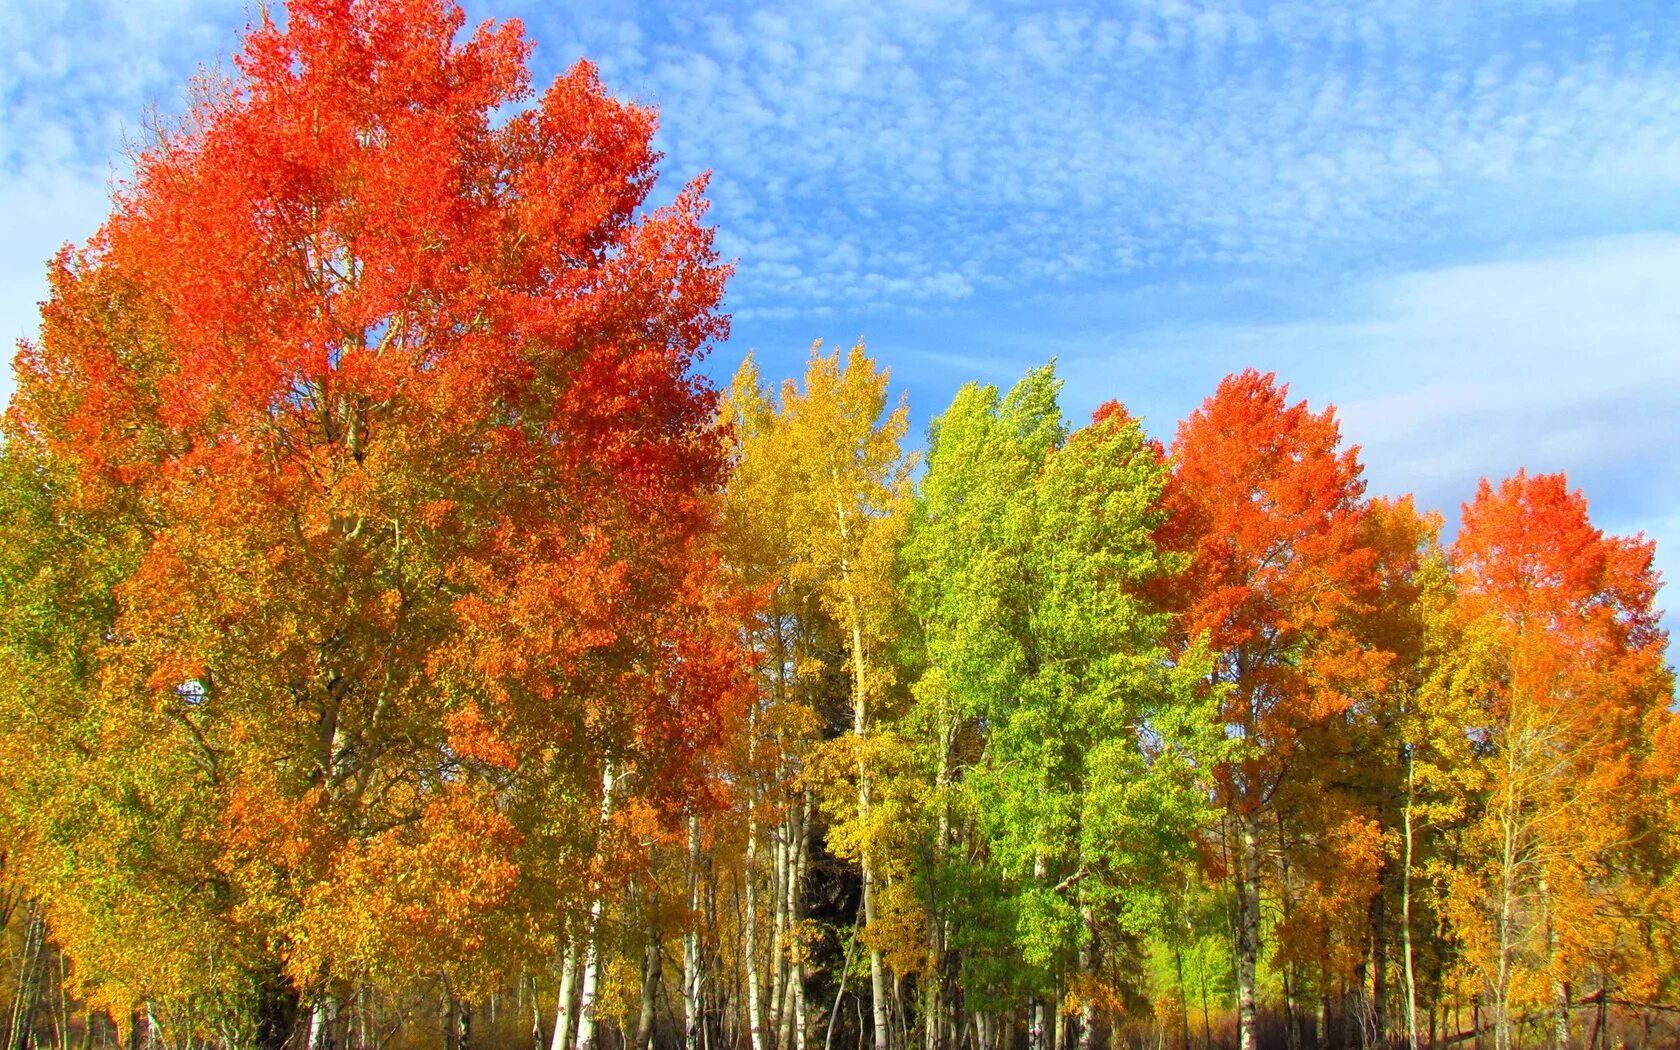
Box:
[0,3,1673,1050]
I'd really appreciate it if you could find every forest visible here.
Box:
[0,3,1674,1050]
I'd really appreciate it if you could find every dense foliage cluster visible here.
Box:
[0,4,1673,1050]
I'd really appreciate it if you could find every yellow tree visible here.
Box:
[713,355,829,1050]
[767,342,913,1050]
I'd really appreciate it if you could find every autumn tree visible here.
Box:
[1439,471,1671,1050]
[708,354,834,1050]
[1162,370,1383,1050]
[0,0,740,1044]
[899,368,1067,1048]
[901,373,1216,1050]
[777,342,913,1050]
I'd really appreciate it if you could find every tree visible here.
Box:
[0,0,740,1042]
[899,367,1067,1050]
[1162,370,1382,1050]
[775,342,913,1050]
[903,375,1216,1050]
[1439,471,1671,1050]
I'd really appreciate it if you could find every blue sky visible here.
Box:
[3,0,1678,618]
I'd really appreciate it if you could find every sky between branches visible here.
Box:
[3,0,1677,620]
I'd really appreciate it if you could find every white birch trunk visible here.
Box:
[684,814,705,1050]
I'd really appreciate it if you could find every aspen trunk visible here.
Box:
[572,913,605,1050]
[926,729,952,1050]
[746,811,766,1050]
[1028,1001,1047,1050]
[684,815,705,1050]
[781,800,805,1050]
[552,943,579,1050]
[1494,743,1520,1050]
[770,821,787,1049]
[1078,908,1097,1050]
[529,975,545,1050]
[8,902,45,1050]
[1372,884,1390,1048]
[309,992,339,1050]
[574,761,617,1050]
[1403,748,1421,1050]
[835,491,889,1050]
[792,792,811,1050]
[850,612,889,1050]
[1541,876,1570,1050]
[637,929,661,1050]
[1236,810,1261,1050]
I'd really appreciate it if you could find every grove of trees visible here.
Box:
[0,3,1673,1050]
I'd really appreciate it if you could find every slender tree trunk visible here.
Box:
[1078,908,1097,1050]
[308,992,339,1050]
[927,723,953,1050]
[825,915,860,1050]
[530,975,546,1050]
[771,822,788,1050]
[746,753,767,1050]
[793,792,811,1050]
[1174,948,1190,1050]
[1540,876,1569,1050]
[1495,746,1520,1050]
[574,761,618,1050]
[783,798,806,1050]
[685,815,705,1050]
[1373,882,1390,1049]
[834,494,889,1050]
[1236,809,1262,1050]
[9,901,46,1050]
[848,607,889,1050]
[1403,750,1421,1050]
[638,927,661,1050]
[553,941,580,1050]
[747,816,767,1050]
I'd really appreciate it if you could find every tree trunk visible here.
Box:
[529,975,546,1050]
[1540,875,1569,1050]
[1372,883,1390,1049]
[9,902,46,1050]
[926,729,952,1050]
[1236,810,1262,1050]
[1078,909,1097,1050]
[849,613,889,1050]
[552,942,579,1050]
[1403,750,1421,1050]
[685,815,705,1050]
[835,493,889,1050]
[793,792,811,1050]
[824,914,860,1050]
[308,992,339,1050]
[747,815,767,1050]
[574,761,618,1050]
[638,928,662,1050]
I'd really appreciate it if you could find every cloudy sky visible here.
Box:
[3,0,1677,616]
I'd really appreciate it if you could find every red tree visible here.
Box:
[4,0,742,1032]
[1163,369,1383,1050]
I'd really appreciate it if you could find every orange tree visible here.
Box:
[1439,471,1671,1050]
[1160,369,1384,1050]
[0,0,740,1043]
